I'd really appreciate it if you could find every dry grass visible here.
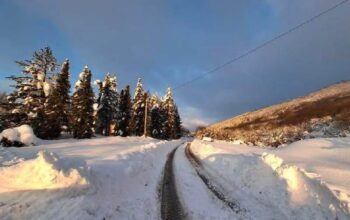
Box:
[197,81,350,147]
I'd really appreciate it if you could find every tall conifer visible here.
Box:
[44,59,71,138]
[71,66,94,139]
[117,85,132,136]
[174,105,182,139]
[6,47,58,138]
[95,74,119,136]
[163,87,177,139]
[131,78,145,136]
[149,95,163,139]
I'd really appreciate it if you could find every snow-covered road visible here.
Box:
[0,137,184,219]
[1,136,350,219]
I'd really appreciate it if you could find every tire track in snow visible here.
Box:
[160,145,185,220]
[185,143,246,214]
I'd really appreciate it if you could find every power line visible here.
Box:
[173,0,349,90]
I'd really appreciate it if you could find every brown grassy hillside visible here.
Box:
[197,81,350,147]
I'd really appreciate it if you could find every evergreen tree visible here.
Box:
[0,92,7,128]
[131,78,146,136]
[142,91,152,137]
[94,79,103,135]
[95,74,119,136]
[149,95,163,139]
[174,105,182,139]
[0,91,27,132]
[109,75,119,135]
[0,92,8,131]
[163,87,177,139]
[159,103,169,139]
[16,47,58,82]
[117,85,132,136]
[44,59,71,138]
[54,59,71,132]
[6,47,58,138]
[71,66,95,139]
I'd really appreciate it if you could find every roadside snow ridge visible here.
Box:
[0,150,89,192]
[262,152,350,218]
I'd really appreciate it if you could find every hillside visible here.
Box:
[197,81,350,147]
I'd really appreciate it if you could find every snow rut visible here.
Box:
[185,144,246,214]
[160,146,185,220]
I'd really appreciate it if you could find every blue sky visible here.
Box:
[1,0,349,130]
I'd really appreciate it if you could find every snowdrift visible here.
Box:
[0,125,37,146]
[261,153,350,218]
[190,140,350,219]
[0,150,89,193]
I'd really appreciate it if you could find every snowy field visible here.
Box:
[0,136,184,220]
[190,138,350,219]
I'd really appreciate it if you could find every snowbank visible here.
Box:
[192,142,223,159]
[190,139,350,219]
[0,125,37,146]
[262,153,349,216]
[0,150,89,193]
[192,137,350,213]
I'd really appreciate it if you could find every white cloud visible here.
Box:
[180,106,214,131]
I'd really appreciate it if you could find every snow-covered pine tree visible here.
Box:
[0,92,8,131]
[109,74,120,135]
[95,74,119,136]
[174,105,182,139]
[94,79,103,135]
[5,47,58,138]
[159,102,169,139]
[131,78,146,136]
[71,66,95,139]
[117,85,132,136]
[44,59,71,138]
[149,95,163,139]
[96,75,112,136]
[144,91,152,137]
[163,87,177,139]
[0,89,27,132]
[55,59,71,132]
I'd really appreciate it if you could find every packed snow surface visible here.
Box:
[1,136,349,219]
[191,138,350,219]
[173,145,236,219]
[0,125,37,146]
[0,136,184,219]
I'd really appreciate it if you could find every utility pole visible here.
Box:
[144,93,148,137]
